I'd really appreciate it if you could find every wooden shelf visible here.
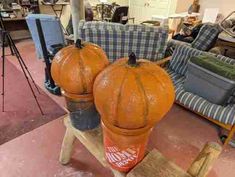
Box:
[2,17,25,21]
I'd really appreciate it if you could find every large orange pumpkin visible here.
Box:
[51,39,109,96]
[93,53,175,135]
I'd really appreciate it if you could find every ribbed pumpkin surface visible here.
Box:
[94,58,175,133]
[51,41,109,95]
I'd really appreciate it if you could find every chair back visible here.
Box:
[26,14,66,59]
[111,6,129,24]
[78,20,168,62]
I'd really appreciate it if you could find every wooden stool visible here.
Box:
[59,116,222,177]
[59,116,126,177]
[127,142,222,177]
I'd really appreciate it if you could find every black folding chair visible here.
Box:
[106,6,129,24]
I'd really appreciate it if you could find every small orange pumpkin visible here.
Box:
[93,53,175,135]
[51,39,109,96]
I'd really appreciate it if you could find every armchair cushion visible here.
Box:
[176,85,235,125]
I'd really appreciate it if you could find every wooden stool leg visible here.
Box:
[224,126,235,146]
[59,127,76,165]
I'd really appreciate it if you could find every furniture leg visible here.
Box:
[59,127,76,165]
[187,142,222,177]
[224,125,235,146]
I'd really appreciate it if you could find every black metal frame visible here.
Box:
[35,18,61,95]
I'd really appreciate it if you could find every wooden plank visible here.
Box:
[187,142,222,177]
[59,127,76,165]
[155,56,171,66]
[127,149,191,177]
[64,116,126,177]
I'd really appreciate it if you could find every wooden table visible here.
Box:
[59,115,221,177]
[216,32,235,57]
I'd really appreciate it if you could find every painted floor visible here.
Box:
[0,39,234,177]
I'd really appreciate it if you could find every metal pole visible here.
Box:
[35,19,56,89]
[1,31,5,112]
[6,32,44,115]
[71,0,85,41]
[7,36,41,94]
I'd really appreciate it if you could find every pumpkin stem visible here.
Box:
[128,52,137,66]
[75,39,83,49]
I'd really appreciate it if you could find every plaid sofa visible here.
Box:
[77,20,168,62]
[166,23,222,56]
[166,44,235,125]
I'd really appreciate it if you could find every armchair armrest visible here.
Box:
[155,56,171,67]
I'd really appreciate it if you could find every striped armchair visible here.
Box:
[166,23,222,56]
[165,44,235,145]
[77,20,168,62]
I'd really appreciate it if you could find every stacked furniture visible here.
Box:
[77,20,169,62]
[163,44,235,145]
[105,6,129,24]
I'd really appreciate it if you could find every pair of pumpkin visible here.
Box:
[52,39,175,171]
[51,39,174,132]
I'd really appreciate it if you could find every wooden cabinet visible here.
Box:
[129,0,187,23]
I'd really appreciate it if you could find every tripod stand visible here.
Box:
[0,14,43,115]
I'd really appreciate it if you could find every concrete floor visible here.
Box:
[0,39,234,177]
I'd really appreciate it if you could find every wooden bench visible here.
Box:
[59,116,222,177]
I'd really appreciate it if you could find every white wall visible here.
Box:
[200,0,235,18]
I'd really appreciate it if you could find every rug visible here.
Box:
[0,59,66,145]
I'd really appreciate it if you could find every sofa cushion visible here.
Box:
[175,85,235,125]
